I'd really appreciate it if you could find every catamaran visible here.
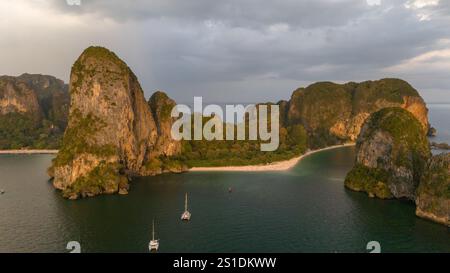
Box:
[181,193,191,221]
[149,219,159,252]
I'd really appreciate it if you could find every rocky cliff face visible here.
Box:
[286,79,429,148]
[0,74,69,149]
[49,46,183,199]
[344,107,430,200]
[148,91,180,157]
[139,91,187,176]
[416,153,450,226]
[17,73,70,130]
[0,75,43,118]
[0,74,69,124]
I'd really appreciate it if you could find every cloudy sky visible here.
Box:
[1,0,449,103]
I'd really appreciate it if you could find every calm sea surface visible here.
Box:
[0,105,449,253]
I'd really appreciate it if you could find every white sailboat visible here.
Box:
[181,193,191,221]
[149,219,159,252]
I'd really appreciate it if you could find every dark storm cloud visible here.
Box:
[121,2,449,88]
[2,0,449,102]
[51,0,371,28]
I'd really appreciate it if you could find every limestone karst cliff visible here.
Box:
[285,79,429,148]
[415,153,450,226]
[0,75,42,117]
[48,46,183,199]
[19,73,70,130]
[344,107,431,200]
[345,107,449,226]
[0,74,69,149]
[140,91,186,176]
[148,91,181,157]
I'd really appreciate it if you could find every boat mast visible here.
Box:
[152,219,155,240]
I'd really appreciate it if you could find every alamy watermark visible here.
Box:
[170,97,280,151]
[66,0,81,6]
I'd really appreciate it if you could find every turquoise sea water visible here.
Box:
[0,105,449,253]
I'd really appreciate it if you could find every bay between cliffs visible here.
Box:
[189,143,356,172]
[0,145,356,172]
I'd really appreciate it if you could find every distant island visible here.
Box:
[0,46,447,226]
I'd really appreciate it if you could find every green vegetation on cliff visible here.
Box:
[62,161,127,199]
[286,78,426,149]
[418,153,450,199]
[149,91,174,120]
[0,113,62,149]
[290,82,353,127]
[78,46,128,70]
[51,109,116,168]
[0,74,69,149]
[142,156,187,174]
[19,74,70,129]
[352,79,420,113]
[363,107,430,172]
[345,164,392,198]
[345,107,430,199]
[71,46,130,94]
[415,153,450,225]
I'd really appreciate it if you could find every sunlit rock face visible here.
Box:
[0,74,70,149]
[286,79,429,148]
[49,46,183,199]
[344,107,430,200]
[416,153,450,226]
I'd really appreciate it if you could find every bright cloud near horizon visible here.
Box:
[1,0,449,103]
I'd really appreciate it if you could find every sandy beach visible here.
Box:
[189,143,355,172]
[0,150,59,155]
[0,144,355,170]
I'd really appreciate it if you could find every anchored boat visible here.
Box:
[181,193,191,221]
[149,219,159,252]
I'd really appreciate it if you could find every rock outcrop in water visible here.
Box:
[285,79,429,148]
[415,153,450,226]
[49,46,184,199]
[344,107,449,226]
[0,74,69,149]
[344,107,430,200]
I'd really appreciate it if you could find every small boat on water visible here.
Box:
[149,219,159,252]
[181,193,191,221]
[0,189,5,194]
[228,187,233,193]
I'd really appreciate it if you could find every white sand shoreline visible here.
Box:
[0,149,59,154]
[0,144,355,170]
[189,143,355,172]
